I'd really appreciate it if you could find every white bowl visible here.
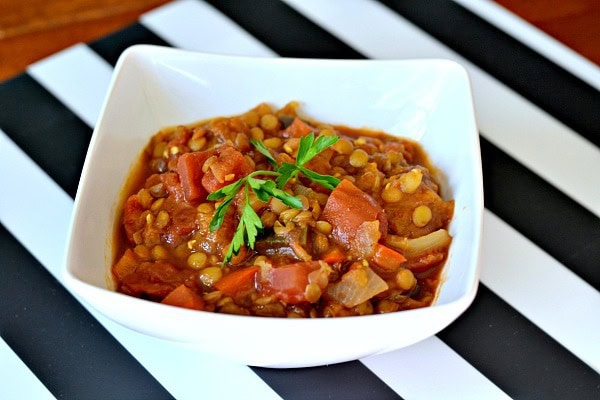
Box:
[64,45,483,368]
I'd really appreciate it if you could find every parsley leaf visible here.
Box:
[224,189,263,263]
[276,132,339,188]
[250,139,278,169]
[296,132,339,166]
[296,166,340,190]
[275,162,298,189]
[208,178,245,232]
[208,132,340,265]
[260,180,304,209]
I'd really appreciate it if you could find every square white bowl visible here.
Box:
[64,45,483,368]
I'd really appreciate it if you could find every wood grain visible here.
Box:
[493,0,600,65]
[0,0,598,82]
[0,0,170,81]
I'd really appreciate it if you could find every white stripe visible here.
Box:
[27,44,113,127]
[0,130,281,400]
[140,0,276,57]
[481,210,600,372]
[285,0,600,374]
[452,0,600,91]
[361,336,512,400]
[0,131,73,277]
[0,337,56,400]
[283,0,600,218]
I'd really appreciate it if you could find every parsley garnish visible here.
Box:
[208,132,339,265]
[275,133,340,190]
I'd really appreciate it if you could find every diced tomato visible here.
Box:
[113,249,139,281]
[321,179,388,254]
[167,126,192,147]
[213,266,259,297]
[177,150,216,202]
[263,261,320,304]
[160,172,185,201]
[352,220,382,259]
[210,117,248,143]
[123,195,144,244]
[371,243,407,272]
[120,261,193,300]
[304,154,332,175]
[282,117,315,138]
[202,146,253,193]
[161,284,205,310]
[407,251,445,273]
[162,196,198,245]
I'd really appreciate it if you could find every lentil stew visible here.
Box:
[112,102,454,317]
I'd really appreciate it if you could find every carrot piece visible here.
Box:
[321,247,346,264]
[371,243,407,272]
[282,117,315,138]
[113,249,139,281]
[161,284,205,310]
[213,266,259,297]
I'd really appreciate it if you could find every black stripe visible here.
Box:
[253,363,402,400]
[0,224,174,399]
[0,74,91,198]
[0,3,594,399]
[439,285,600,399]
[481,137,600,290]
[379,0,600,147]
[203,0,363,58]
[210,1,600,396]
[89,23,171,66]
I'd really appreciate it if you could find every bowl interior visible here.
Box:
[64,45,482,366]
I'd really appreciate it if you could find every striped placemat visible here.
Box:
[1,1,598,399]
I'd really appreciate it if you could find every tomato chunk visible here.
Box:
[264,262,320,304]
[120,261,193,300]
[282,117,315,138]
[161,284,205,310]
[160,172,185,201]
[202,146,253,193]
[123,195,144,244]
[162,196,198,245]
[321,179,388,257]
[177,150,216,202]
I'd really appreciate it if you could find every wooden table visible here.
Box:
[0,0,598,82]
[0,0,170,81]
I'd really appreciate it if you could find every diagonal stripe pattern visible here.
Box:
[0,0,598,399]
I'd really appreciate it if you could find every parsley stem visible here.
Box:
[248,170,280,179]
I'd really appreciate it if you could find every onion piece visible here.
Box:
[384,229,451,258]
[327,263,388,308]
